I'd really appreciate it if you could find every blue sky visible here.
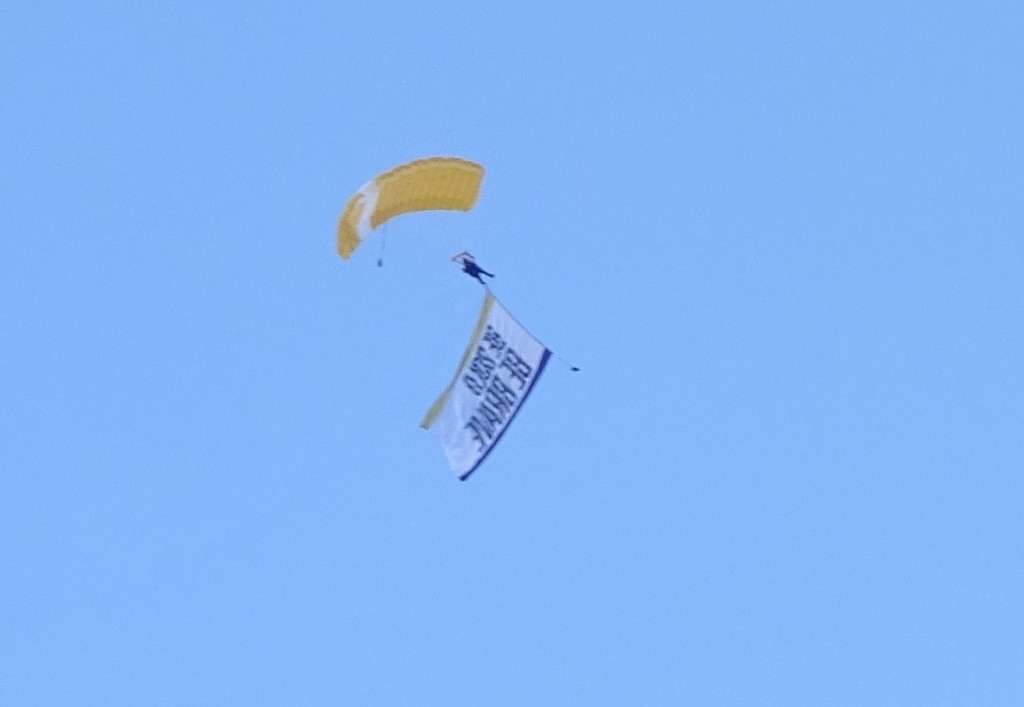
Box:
[2,1,1022,704]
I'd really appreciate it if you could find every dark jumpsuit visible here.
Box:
[462,260,494,284]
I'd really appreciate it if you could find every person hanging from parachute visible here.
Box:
[336,158,500,284]
[451,251,495,285]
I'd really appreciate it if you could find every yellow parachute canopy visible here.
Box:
[337,157,485,260]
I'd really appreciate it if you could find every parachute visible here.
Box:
[337,157,485,260]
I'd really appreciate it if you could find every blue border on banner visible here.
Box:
[457,348,552,481]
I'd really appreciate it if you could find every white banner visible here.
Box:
[421,293,551,480]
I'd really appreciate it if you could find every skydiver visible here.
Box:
[452,252,495,285]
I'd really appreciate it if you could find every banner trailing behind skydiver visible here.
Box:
[421,292,550,480]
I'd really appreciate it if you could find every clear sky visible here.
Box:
[3,1,1022,704]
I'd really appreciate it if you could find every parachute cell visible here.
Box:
[337,157,484,259]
